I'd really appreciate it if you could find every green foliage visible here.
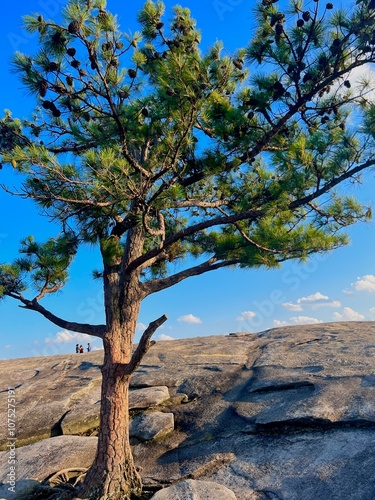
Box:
[0,264,26,299]
[1,0,375,304]
[100,236,124,266]
[18,234,77,291]
[0,234,77,300]
[137,0,165,40]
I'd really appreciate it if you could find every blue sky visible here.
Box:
[1,0,375,360]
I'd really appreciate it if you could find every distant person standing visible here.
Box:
[75,344,79,353]
[87,343,91,352]
[79,345,84,353]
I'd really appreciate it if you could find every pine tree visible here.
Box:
[1,0,375,498]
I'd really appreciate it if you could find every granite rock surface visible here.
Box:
[0,322,374,500]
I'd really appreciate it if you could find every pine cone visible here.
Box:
[42,100,52,109]
[53,84,66,94]
[275,23,283,35]
[68,20,80,34]
[39,81,48,97]
[302,11,311,21]
[51,32,66,47]
[47,62,59,72]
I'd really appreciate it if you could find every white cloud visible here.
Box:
[290,316,323,325]
[329,64,375,107]
[370,307,375,316]
[236,311,256,322]
[177,314,202,324]
[283,293,340,311]
[326,300,341,308]
[136,322,147,332]
[3,344,11,349]
[348,64,375,103]
[352,275,375,293]
[299,292,329,303]
[273,315,322,327]
[157,334,175,341]
[282,302,303,312]
[45,330,92,344]
[273,319,289,327]
[333,307,365,321]
[309,300,341,310]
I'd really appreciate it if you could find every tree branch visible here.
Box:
[232,222,279,254]
[125,314,168,374]
[133,157,375,276]
[289,158,375,210]
[1,184,114,207]
[143,257,240,295]
[173,199,230,209]
[127,208,263,274]
[18,298,105,338]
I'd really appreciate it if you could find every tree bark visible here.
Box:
[78,268,142,498]
[77,226,148,499]
[77,330,142,500]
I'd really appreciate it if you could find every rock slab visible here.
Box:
[0,435,97,499]
[0,322,374,500]
[150,479,237,499]
[130,412,174,441]
[129,386,170,410]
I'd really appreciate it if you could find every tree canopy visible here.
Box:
[1,0,375,497]
[1,0,375,306]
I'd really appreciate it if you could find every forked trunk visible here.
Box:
[78,332,141,499]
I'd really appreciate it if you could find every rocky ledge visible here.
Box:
[0,321,374,499]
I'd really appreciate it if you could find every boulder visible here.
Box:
[150,479,237,499]
[0,435,97,499]
[130,412,174,441]
[129,386,170,410]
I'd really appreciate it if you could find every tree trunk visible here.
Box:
[77,334,142,500]
[77,228,146,499]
